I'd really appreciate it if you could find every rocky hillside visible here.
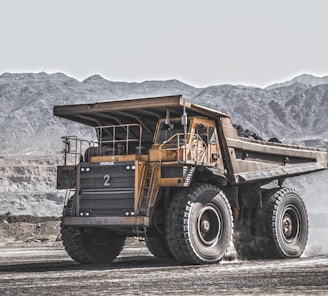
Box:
[1,72,328,156]
[0,155,63,217]
[0,72,328,218]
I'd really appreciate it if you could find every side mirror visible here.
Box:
[181,113,187,126]
[165,110,170,124]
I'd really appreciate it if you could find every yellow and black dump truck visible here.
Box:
[54,95,327,264]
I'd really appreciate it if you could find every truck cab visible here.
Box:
[153,116,223,166]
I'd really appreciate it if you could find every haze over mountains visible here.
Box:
[1,72,328,156]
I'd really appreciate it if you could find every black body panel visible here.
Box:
[79,162,135,216]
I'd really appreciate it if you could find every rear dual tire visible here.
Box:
[256,187,308,259]
[234,187,308,260]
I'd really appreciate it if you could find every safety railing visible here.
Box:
[61,136,93,166]
[95,124,143,156]
[61,124,143,165]
[159,133,208,164]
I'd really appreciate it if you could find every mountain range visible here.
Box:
[1,72,328,157]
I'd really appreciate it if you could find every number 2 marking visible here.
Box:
[104,175,111,186]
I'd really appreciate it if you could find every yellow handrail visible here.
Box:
[159,133,207,164]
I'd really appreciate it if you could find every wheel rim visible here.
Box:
[281,205,301,244]
[197,204,222,246]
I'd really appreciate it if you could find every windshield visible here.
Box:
[156,120,188,144]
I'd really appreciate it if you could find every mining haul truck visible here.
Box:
[54,95,327,264]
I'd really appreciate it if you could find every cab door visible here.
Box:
[193,119,223,167]
[207,125,222,166]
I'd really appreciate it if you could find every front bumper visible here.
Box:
[62,216,149,227]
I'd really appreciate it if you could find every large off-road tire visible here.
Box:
[145,236,173,258]
[166,183,233,264]
[233,207,259,260]
[61,225,126,264]
[255,188,308,259]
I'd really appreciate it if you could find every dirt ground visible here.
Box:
[0,247,327,295]
[0,214,62,247]
[1,215,328,295]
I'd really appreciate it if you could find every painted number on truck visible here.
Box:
[104,175,111,186]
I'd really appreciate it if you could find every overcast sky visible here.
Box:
[1,0,328,88]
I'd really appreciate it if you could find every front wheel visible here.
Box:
[166,183,233,264]
[61,225,126,264]
[255,188,308,259]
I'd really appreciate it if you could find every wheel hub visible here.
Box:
[197,204,222,246]
[201,220,210,232]
[281,205,301,243]
[283,213,293,238]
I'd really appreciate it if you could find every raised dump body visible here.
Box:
[54,95,327,264]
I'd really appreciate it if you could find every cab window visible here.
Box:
[209,127,216,144]
[156,120,188,144]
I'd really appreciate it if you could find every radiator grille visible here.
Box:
[79,163,135,216]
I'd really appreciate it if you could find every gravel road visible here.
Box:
[0,246,327,295]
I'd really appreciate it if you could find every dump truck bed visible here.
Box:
[53,95,228,145]
[226,136,327,184]
[53,95,229,124]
